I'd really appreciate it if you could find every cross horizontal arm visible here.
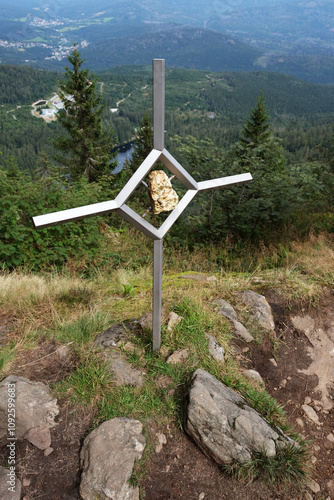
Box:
[197,173,252,192]
[33,200,118,229]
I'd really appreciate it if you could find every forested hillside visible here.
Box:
[1,63,334,175]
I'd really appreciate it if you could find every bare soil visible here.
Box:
[1,291,333,500]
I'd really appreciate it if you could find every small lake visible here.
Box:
[113,142,134,173]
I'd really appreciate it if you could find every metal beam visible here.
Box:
[197,173,253,192]
[32,200,118,229]
[117,205,161,241]
[153,59,165,151]
[158,189,197,238]
[153,239,163,351]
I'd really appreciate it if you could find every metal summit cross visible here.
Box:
[33,59,252,351]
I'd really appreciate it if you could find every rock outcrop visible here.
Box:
[0,375,59,440]
[239,290,275,331]
[80,418,146,500]
[185,369,293,466]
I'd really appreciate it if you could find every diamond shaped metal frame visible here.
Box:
[33,58,252,350]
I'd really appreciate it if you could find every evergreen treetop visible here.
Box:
[53,46,117,183]
[240,92,271,149]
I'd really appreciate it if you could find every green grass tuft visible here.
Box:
[223,441,312,486]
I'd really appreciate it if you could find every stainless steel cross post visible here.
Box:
[152,59,165,351]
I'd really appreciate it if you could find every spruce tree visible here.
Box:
[240,91,271,149]
[53,45,117,182]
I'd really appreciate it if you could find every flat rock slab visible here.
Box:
[102,350,144,387]
[213,298,238,320]
[94,321,140,348]
[0,375,59,440]
[292,314,334,411]
[24,426,51,450]
[185,369,292,466]
[0,466,21,500]
[239,290,275,331]
[214,298,254,342]
[80,417,145,500]
[179,274,218,282]
[206,334,225,362]
[166,349,189,364]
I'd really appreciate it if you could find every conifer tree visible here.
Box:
[53,45,117,182]
[240,91,271,149]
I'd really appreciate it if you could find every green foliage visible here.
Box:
[0,164,119,270]
[224,441,311,486]
[173,102,291,242]
[53,46,117,182]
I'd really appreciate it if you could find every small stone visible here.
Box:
[213,298,237,320]
[138,312,152,331]
[324,440,333,450]
[327,433,334,443]
[302,404,320,425]
[24,426,51,450]
[269,358,278,367]
[296,418,304,428]
[159,346,171,358]
[155,375,174,390]
[233,320,254,342]
[326,480,334,495]
[199,494,205,500]
[280,379,287,388]
[239,290,275,330]
[57,345,70,359]
[94,322,136,348]
[123,342,144,357]
[243,369,265,386]
[22,478,31,487]
[206,334,225,363]
[308,479,321,494]
[167,312,183,332]
[304,492,313,500]
[43,447,54,456]
[102,350,145,387]
[167,349,189,364]
[311,455,317,464]
[304,396,312,405]
[313,444,321,452]
[155,433,167,453]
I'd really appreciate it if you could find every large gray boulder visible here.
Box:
[185,369,292,465]
[80,417,146,500]
[0,375,59,440]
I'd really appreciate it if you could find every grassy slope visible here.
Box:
[1,229,332,485]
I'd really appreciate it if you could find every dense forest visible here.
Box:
[1,60,334,269]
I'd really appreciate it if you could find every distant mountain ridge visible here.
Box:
[0,0,334,83]
[82,27,262,72]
